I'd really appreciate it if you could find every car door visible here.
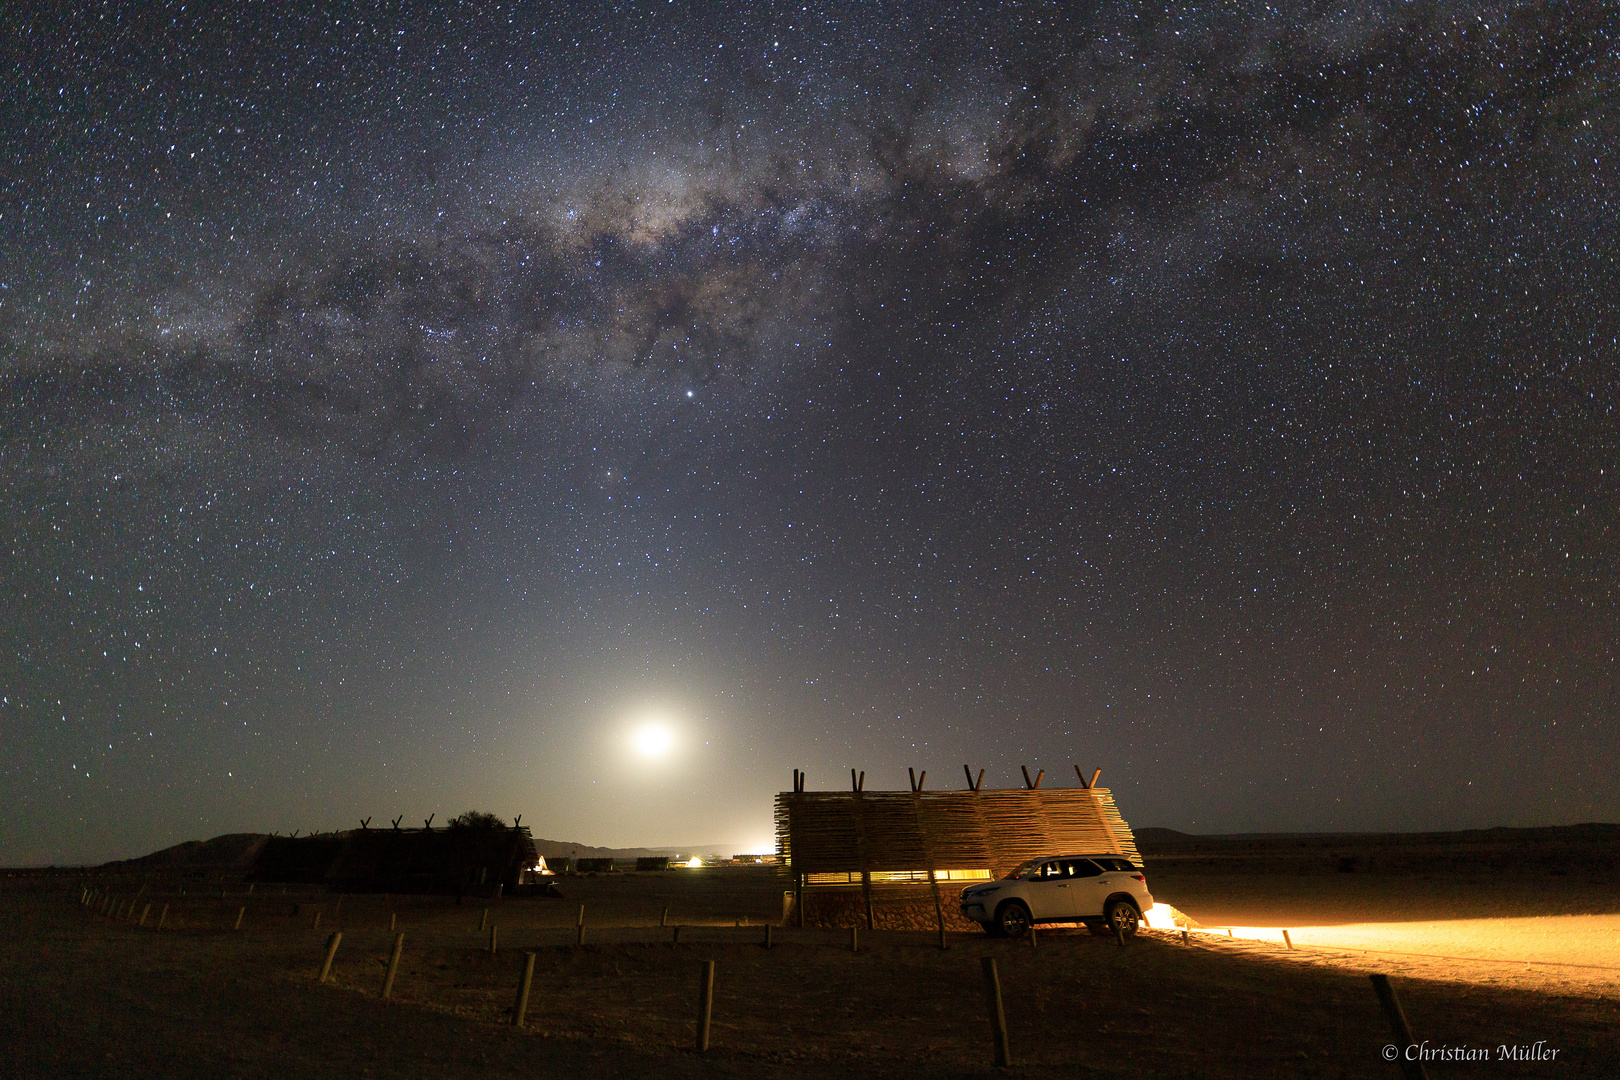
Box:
[1061,858,1108,917]
[1022,859,1076,919]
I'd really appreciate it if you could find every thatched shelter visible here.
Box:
[248,824,537,895]
[775,766,1140,927]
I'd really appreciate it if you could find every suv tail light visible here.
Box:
[1131,874,1146,882]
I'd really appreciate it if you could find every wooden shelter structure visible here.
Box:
[247,822,537,895]
[775,765,1140,927]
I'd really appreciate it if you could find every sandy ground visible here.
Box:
[1165,917,1620,1000]
[5,870,1618,1079]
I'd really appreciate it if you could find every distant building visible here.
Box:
[635,856,671,871]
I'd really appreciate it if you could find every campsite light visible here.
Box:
[1144,902,1179,930]
[684,855,703,868]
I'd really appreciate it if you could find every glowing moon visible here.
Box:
[631,722,676,759]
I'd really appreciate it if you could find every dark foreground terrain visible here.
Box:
[3,847,1617,1080]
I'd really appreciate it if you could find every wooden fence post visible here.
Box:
[318,932,342,983]
[381,933,405,999]
[1369,974,1426,1079]
[512,952,536,1027]
[695,960,715,1052]
[981,957,1012,1067]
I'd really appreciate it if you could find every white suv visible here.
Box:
[959,855,1153,939]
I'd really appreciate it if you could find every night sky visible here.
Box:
[3,1,1616,865]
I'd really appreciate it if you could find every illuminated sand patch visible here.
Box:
[1169,913,1620,995]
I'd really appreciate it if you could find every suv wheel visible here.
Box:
[994,900,1032,939]
[1104,898,1141,939]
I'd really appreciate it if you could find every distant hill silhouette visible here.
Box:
[102,832,731,868]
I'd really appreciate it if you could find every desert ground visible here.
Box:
[3,826,1616,1079]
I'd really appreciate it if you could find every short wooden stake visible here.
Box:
[235,907,246,931]
[157,904,168,930]
[576,904,585,946]
[1029,924,1038,948]
[479,908,488,932]
[763,924,773,949]
[1181,929,1189,946]
[981,957,1012,1067]
[311,910,320,930]
[333,893,341,915]
[318,932,342,983]
[512,952,536,1027]
[381,933,405,999]
[139,903,150,927]
[1227,928,1233,937]
[1369,974,1426,1080]
[1116,924,1126,947]
[489,924,498,955]
[672,926,681,946]
[389,912,396,931]
[661,905,668,928]
[1283,930,1294,950]
[695,959,715,1052]
[850,925,858,953]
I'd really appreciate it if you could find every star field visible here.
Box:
[1,1,1616,863]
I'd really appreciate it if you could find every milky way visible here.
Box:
[2,1,1616,862]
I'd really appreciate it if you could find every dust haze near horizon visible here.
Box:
[2,1,1617,865]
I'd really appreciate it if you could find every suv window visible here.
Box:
[1091,857,1138,872]
[1062,858,1103,878]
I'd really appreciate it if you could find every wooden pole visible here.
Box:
[660,905,668,928]
[512,952,536,1027]
[849,925,858,953]
[479,908,488,932]
[1029,924,1038,948]
[381,933,405,999]
[1116,924,1126,947]
[312,910,320,930]
[318,932,342,983]
[576,904,585,946]
[389,912,396,931]
[139,903,150,927]
[695,960,715,1052]
[489,924,498,955]
[1181,928,1189,946]
[981,957,1012,1067]
[672,925,681,946]
[235,907,245,931]
[764,924,773,949]
[1283,929,1294,950]
[157,903,168,930]
[1369,974,1426,1079]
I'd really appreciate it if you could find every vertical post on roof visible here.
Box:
[1090,769,1102,788]
[1074,764,1089,788]
[1020,766,1034,789]
[1033,769,1044,789]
